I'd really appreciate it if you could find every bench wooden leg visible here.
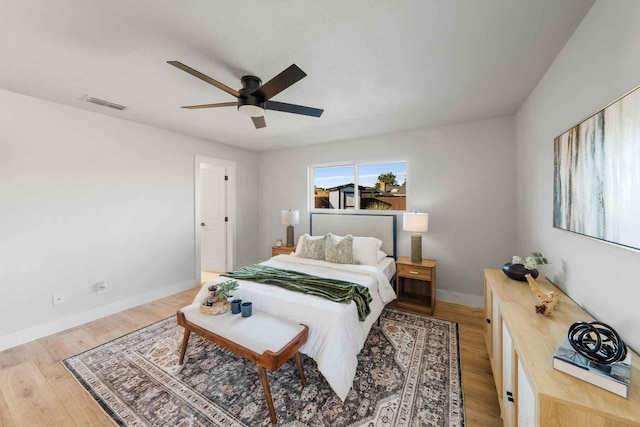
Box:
[178,328,191,364]
[257,366,277,423]
[294,352,306,387]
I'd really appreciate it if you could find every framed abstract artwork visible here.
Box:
[554,84,640,250]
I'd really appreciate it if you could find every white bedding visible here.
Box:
[378,256,396,281]
[194,254,397,401]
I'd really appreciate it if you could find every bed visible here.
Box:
[193,213,397,401]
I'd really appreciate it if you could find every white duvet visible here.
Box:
[193,254,396,401]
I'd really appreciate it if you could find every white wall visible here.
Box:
[516,0,640,351]
[0,89,259,350]
[259,116,517,306]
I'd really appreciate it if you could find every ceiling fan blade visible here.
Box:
[265,101,324,117]
[167,61,240,98]
[181,102,238,109]
[252,116,266,129]
[252,64,306,100]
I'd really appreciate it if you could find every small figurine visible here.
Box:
[525,274,560,315]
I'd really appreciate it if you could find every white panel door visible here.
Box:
[201,165,227,272]
[518,359,536,427]
[502,323,515,427]
[491,297,502,396]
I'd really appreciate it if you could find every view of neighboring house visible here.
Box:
[314,182,406,210]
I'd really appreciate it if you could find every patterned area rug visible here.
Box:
[63,308,464,426]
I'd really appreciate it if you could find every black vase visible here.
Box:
[502,263,538,281]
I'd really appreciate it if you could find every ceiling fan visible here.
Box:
[167,61,324,129]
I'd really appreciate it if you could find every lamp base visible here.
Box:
[410,233,422,263]
[286,225,294,247]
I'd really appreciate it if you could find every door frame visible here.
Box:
[194,155,236,285]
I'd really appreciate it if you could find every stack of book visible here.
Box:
[553,336,632,398]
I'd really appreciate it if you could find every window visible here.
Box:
[311,161,407,211]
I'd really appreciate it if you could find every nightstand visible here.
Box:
[393,256,436,315]
[271,245,296,256]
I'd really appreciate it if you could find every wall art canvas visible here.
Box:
[554,85,640,250]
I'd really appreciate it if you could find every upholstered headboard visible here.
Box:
[309,213,397,258]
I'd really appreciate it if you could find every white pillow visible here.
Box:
[376,250,388,264]
[329,234,383,265]
[353,236,383,265]
[293,235,306,256]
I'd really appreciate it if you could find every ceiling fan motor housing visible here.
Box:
[238,75,265,115]
[240,75,262,94]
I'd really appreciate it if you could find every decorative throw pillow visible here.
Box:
[298,234,327,260]
[325,233,358,264]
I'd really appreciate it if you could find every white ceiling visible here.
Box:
[0,0,594,151]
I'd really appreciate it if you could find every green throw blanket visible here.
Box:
[222,265,372,321]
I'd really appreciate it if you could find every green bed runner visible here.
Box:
[222,265,372,321]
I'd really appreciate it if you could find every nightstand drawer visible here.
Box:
[397,264,432,281]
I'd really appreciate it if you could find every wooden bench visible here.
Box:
[176,304,308,423]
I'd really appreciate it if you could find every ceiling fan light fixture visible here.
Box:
[238,104,265,117]
[168,61,324,128]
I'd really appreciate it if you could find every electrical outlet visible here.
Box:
[52,292,65,306]
[96,281,107,295]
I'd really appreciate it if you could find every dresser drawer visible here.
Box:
[397,264,432,281]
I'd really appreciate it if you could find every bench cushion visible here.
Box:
[181,303,305,355]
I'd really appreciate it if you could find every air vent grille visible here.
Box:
[85,96,127,111]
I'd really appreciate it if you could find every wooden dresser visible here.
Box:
[484,269,640,427]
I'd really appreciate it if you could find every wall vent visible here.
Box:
[85,96,127,111]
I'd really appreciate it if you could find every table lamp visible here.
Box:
[403,212,429,262]
[281,210,300,247]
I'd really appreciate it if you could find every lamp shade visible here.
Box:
[403,212,429,233]
[281,210,300,226]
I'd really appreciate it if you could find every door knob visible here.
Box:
[201,222,205,226]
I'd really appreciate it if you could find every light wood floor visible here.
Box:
[0,290,502,426]
[432,302,503,426]
[201,271,221,285]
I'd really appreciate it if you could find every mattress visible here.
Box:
[377,256,396,281]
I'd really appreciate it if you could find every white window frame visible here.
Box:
[308,158,408,213]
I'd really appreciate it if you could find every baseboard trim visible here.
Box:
[0,279,196,352]
[436,289,483,308]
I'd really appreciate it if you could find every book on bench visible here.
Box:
[553,336,631,398]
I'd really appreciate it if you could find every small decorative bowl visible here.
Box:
[502,262,539,281]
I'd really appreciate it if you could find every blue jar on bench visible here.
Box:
[231,299,242,314]
[241,302,252,317]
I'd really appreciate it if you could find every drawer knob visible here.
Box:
[409,271,420,274]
